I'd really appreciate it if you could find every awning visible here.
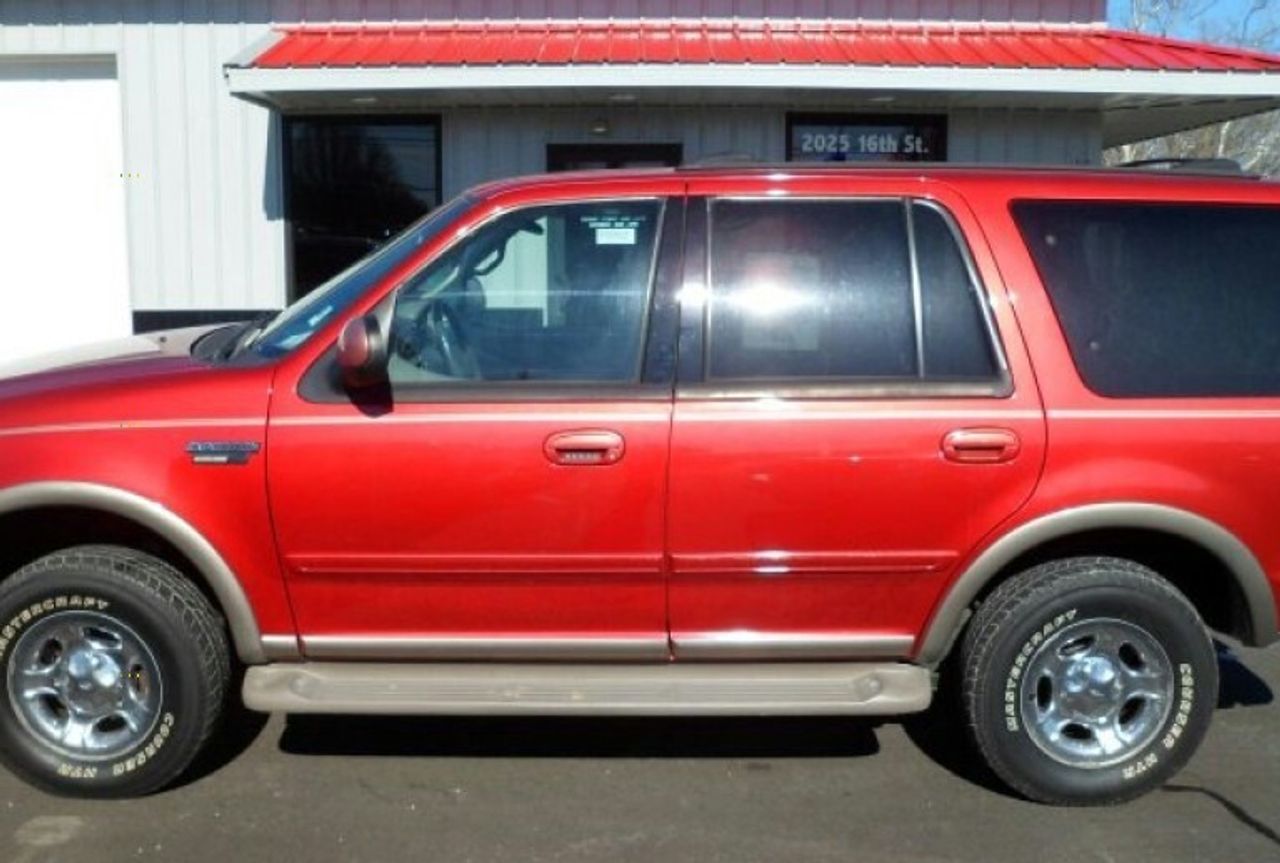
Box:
[224,20,1280,144]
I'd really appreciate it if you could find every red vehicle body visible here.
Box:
[0,165,1277,802]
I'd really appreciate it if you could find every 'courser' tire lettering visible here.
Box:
[960,556,1218,806]
[0,546,230,798]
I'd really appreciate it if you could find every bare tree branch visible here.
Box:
[1104,0,1280,176]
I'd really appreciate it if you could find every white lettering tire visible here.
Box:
[0,546,230,797]
[960,557,1218,805]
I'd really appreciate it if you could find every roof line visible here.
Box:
[231,20,1280,76]
[267,18,1113,33]
[1104,26,1280,66]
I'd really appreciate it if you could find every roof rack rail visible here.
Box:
[1118,157,1246,175]
[686,152,760,167]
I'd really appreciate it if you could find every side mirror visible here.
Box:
[336,314,388,389]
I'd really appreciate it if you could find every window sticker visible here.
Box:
[595,227,637,245]
[581,214,645,246]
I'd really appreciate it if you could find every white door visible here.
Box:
[0,60,131,364]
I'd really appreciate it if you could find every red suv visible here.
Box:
[1,165,1277,804]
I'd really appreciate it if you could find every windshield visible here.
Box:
[250,194,475,358]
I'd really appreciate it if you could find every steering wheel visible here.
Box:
[412,300,480,379]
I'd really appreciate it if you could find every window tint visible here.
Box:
[915,204,1000,379]
[1013,201,1280,398]
[706,199,998,383]
[389,200,661,384]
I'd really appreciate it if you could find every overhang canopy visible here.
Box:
[224,20,1280,145]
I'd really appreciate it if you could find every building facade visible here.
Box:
[3,1,1280,360]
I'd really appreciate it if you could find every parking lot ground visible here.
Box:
[2,643,1277,863]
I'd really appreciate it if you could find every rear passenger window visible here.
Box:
[915,204,1001,379]
[706,199,999,383]
[1013,202,1280,398]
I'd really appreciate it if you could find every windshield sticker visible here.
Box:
[582,214,643,246]
[595,227,636,245]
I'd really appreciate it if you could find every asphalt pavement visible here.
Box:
[2,643,1277,863]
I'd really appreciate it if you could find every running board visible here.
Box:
[242,662,933,716]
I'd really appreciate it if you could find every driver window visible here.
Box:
[388,200,662,384]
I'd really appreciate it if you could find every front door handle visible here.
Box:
[942,428,1021,464]
[544,429,626,466]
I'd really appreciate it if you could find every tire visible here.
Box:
[0,545,231,797]
[960,557,1217,805]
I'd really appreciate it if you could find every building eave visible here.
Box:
[225,63,1280,101]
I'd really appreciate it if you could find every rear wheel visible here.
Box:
[0,546,230,797]
[960,557,1217,805]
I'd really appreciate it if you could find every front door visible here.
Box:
[268,192,683,660]
[666,181,1046,660]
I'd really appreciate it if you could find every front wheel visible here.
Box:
[0,546,231,797]
[960,557,1218,805]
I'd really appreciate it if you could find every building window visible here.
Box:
[285,115,441,299]
[786,113,947,163]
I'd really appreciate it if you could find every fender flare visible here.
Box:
[916,502,1279,666]
[0,481,266,664]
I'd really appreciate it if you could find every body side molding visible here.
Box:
[302,635,670,662]
[671,632,915,661]
[916,502,1280,666]
[0,481,268,664]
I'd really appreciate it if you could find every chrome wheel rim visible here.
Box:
[1018,617,1174,769]
[6,610,163,761]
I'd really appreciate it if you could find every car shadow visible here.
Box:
[167,667,271,791]
[278,714,882,760]
[900,654,1015,799]
[214,644,1269,794]
[1215,642,1274,709]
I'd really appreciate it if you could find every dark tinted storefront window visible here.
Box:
[286,116,441,298]
[1013,201,1280,397]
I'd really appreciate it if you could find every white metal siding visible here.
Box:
[0,0,1105,314]
[0,13,286,312]
[948,108,1101,164]
[442,106,787,195]
[443,106,1099,195]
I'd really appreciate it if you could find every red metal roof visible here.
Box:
[246,20,1280,72]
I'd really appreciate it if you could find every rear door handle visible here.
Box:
[942,428,1021,464]
[544,429,626,466]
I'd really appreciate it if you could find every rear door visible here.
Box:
[667,177,1046,659]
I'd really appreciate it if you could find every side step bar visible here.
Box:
[243,662,933,716]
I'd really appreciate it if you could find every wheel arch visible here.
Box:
[0,482,265,664]
[917,503,1279,667]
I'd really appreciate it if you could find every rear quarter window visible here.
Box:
[1012,200,1280,398]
